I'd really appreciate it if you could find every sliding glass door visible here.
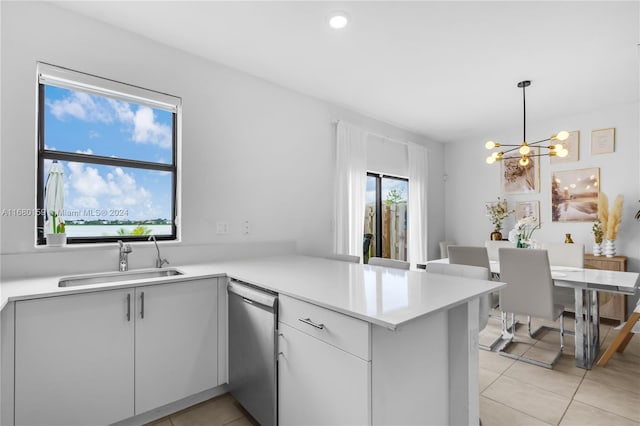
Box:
[364,173,408,263]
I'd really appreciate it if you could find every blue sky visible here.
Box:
[44,86,173,222]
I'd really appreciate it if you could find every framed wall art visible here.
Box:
[515,200,540,226]
[500,147,539,194]
[551,167,600,222]
[550,130,579,164]
[591,128,615,155]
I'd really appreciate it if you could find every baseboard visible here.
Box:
[111,384,229,426]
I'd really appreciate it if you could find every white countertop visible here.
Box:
[1,255,505,330]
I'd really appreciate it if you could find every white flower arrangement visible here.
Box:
[508,216,540,248]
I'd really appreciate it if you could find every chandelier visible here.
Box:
[485,80,569,166]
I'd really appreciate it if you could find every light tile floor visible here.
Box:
[148,315,640,426]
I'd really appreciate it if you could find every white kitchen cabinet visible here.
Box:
[135,279,218,413]
[13,278,220,426]
[15,288,135,426]
[278,294,371,426]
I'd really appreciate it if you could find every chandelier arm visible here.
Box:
[500,146,522,155]
[529,138,552,145]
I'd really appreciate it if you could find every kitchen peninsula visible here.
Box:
[0,255,504,425]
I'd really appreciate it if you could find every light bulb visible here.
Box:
[555,131,570,141]
[519,144,530,155]
[519,156,529,166]
[491,151,499,158]
[552,144,564,152]
[486,155,496,164]
[485,140,497,149]
[557,148,569,158]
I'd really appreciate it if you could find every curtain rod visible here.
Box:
[332,119,414,147]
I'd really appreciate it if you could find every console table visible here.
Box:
[584,254,627,323]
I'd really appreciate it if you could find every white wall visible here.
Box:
[0,2,445,278]
[444,102,640,274]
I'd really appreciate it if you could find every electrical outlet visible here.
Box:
[216,222,229,235]
[242,221,250,235]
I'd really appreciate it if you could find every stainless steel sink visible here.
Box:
[59,268,184,287]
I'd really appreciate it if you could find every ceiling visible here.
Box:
[53,1,639,143]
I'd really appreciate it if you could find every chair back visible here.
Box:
[498,248,557,320]
[327,254,361,263]
[368,257,410,270]
[485,240,516,262]
[540,242,584,267]
[447,246,492,280]
[439,241,456,258]
[424,263,490,331]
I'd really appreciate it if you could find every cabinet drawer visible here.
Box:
[279,294,370,360]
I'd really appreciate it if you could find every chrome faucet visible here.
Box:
[118,240,132,272]
[149,235,169,268]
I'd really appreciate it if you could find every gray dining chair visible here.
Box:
[367,257,410,270]
[439,240,456,259]
[326,253,361,263]
[498,248,565,369]
[447,246,492,280]
[484,240,516,262]
[424,263,490,331]
[540,242,584,310]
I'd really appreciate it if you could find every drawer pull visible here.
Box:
[299,317,325,330]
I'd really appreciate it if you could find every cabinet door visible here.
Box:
[135,278,219,414]
[278,322,370,426]
[15,289,134,426]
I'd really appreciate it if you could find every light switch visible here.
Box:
[216,222,229,235]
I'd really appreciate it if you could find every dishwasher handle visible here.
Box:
[228,280,277,310]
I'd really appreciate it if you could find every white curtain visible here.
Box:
[334,121,367,257]
[408,143,428,264]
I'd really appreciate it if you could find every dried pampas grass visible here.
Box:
[607,195,624,240]
[598,192,624,240]
[598,193,609,238]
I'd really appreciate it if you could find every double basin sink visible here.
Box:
[59,268,184,287]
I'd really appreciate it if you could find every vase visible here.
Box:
[592,242,602,256]
[517,239,530,249]
[490,231,502,241]
[603,239,616,258]
[565,233,574,244]
[46,233,67,247]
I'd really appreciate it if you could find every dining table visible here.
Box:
[422,258,640,369]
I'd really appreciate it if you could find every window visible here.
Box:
[364,173,408,263]
[36,63,180,244]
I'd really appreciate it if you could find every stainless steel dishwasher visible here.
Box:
[228,279,278,426]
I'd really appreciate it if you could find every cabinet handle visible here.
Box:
[298,318,325,330]
[126,294,131,322]
[140,291,145,319]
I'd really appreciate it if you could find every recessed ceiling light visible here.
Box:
[328,11,349,29]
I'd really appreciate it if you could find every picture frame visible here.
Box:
[551,167,600,222]
[500,147,539,194]
[591,128,615,155]
[515,200,540,226]
[550,130,579,164]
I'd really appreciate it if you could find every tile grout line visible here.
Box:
[480,394,556,426]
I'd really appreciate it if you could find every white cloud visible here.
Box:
[66,163,154,219]
[47,92,113,123]
[48,91,172,150]
[76,148,94,155]
[132,107,172,148]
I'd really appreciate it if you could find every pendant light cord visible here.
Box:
[522,83,526,143]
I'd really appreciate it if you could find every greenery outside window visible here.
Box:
[36,63,181,245]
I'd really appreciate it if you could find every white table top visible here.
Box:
[0,255,505,330]
[428,258,639,295]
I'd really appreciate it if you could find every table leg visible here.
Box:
[574,288,600,369]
